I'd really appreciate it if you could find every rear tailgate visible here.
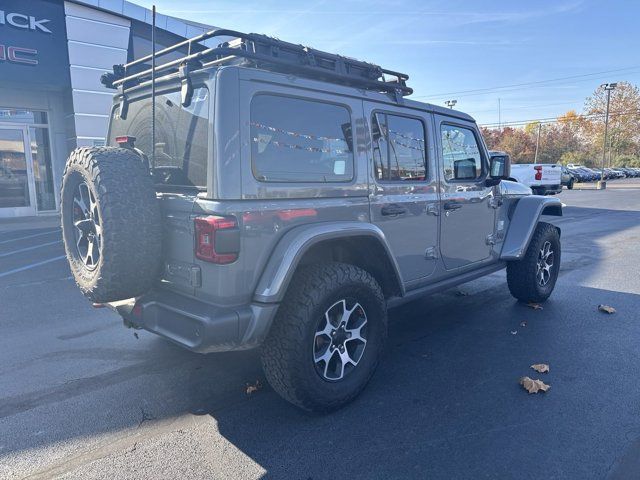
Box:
[540,164,561,185]
[159,193,198,296]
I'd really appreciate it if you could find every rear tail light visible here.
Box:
[194,215,240,264]
[534,165,543,181]
[115,135,136,148]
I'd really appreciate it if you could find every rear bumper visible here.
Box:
[536,184,562,194]
[109,289,279,353]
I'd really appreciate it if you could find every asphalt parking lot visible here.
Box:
[2,182,640,479]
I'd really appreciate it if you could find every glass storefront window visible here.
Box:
[0,108,55,213]
[29,127,56,211]
[0,129,31,208]
[0,108,48,125]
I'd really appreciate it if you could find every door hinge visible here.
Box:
[425,246,439,259]
[426,204,440,216]
[489,197,502,209]
[485,233,497,246]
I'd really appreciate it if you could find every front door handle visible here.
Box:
[443,202,463,211]
[381,204,407,216]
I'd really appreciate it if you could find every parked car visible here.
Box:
[581,167,602,181]
[608,168,625,179]
[509,162,562,194]
[566,167,587,183]
[60,29,563,412]
[566,165,596,182]
[560,166,575,189]
[622,167,640,177]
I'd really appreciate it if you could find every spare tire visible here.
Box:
[61,147,162,303]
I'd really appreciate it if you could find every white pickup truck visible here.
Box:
[490,152,563,195]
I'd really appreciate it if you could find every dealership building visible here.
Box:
[0,0,215,217]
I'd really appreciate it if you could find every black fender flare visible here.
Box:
[253,222,404,303]
[500,196,562,260]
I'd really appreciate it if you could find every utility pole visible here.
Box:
[534,123,542,163]
[600,83,617,189]
[445,99,457,109]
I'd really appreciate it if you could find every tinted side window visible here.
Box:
[109,87,209,187]
[440,124,483,181]
[250,95,353,183]
[372,113,426,181]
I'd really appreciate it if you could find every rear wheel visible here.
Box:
[507,222,560,303]
[61,147,162,303]
[567,178,574,189]
[261,263,387,412]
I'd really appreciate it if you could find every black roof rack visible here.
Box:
[101,29,412,98]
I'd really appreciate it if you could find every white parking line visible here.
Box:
[0,229,60,245]
[0,240,63,258]
[0,255,67,278]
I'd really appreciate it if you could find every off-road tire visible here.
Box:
[61,147,162,303]
[261,262,387,412]
[506,221,560,303]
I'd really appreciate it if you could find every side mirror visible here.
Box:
[453,158,477,180]
[486,153,511,186]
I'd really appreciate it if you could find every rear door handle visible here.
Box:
[443,202,462,211]
[381,204,407,216]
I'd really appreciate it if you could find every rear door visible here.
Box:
[366,103,440,284]
[435,117,496,270]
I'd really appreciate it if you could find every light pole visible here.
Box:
[445,99,457,109]
[600,82,617,189]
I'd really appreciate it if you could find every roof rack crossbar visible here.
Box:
[107,29,412,96]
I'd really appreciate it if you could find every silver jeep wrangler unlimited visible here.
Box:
[61,30,562,412]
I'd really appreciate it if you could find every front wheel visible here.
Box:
[261,263,387,412]
[506,222,561,303]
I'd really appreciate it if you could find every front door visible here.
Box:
[366,103,439,284]
[0,126,37,217]
[435,117,495,270]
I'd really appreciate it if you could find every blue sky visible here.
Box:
[136,0,640,126]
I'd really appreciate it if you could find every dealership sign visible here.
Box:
[0,0,70,88]
[0,10,53,33]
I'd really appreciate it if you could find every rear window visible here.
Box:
[250,94,354,183]
[372,113,427,181]
[108,86,209,188]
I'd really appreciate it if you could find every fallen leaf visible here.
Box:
[531,363,549,374]
[527,302,543,310]
[598,304,616,314]
[519,376,551,394]
[245,380,262,395]
[133,332,139,339]
[510,330,518,335]
[455,290,468,297]
[520,321,527,327]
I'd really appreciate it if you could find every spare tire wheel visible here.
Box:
[61,147,162,303]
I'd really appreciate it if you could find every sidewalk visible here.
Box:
[0,214,61,233]
[572,179,640,190]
